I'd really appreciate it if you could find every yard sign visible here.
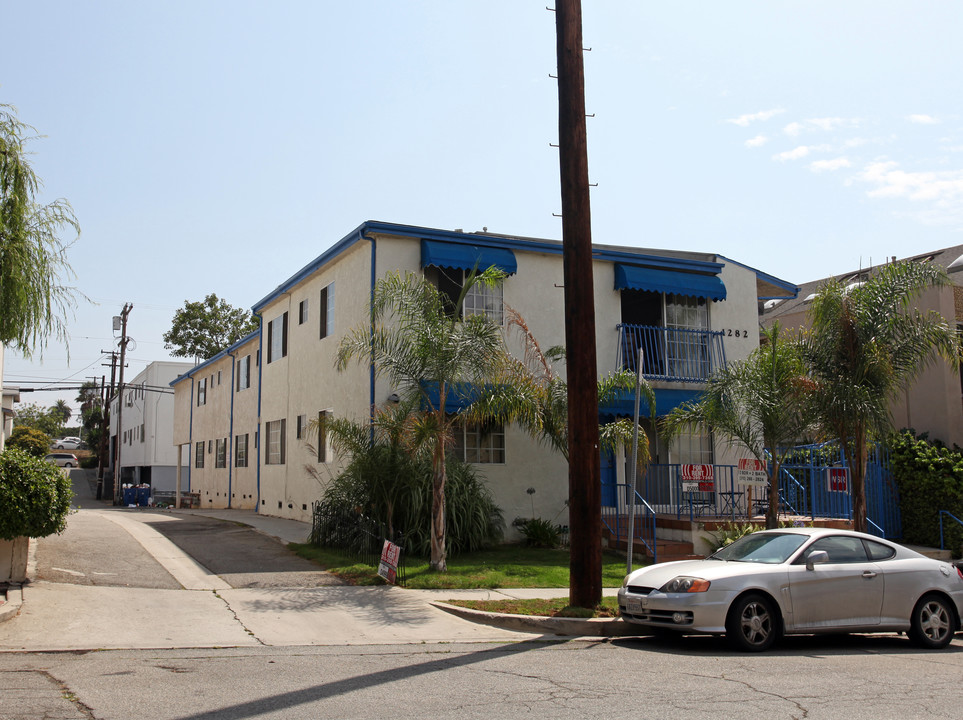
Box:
[681,464,714,492]
[378,540,401,584]
[737,458,768,487]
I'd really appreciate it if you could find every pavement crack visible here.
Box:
[212,590,266,645]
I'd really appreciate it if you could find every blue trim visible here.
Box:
[614,264,727,301]
[169,329,259,387]
[600,387,701,419]
[421,239,517,275]
[255,312,264,513]
[718,255,799,298]
[187,377,194,494]
[367,233,377,421]
[227,349,236,509]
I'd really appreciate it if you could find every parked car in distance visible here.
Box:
[44,453,79,468]
[52,437,82,450]
[619,527,963,652]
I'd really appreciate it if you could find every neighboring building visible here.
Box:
[761,244,963,448]
[109,361,193,491]
[172,221,797,527]
[1,384,20,451]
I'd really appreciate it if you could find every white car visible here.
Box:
[53,437,82,450]
[618,527,963,651]
[45,453,79,468]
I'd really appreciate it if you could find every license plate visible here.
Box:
[625,598,644,613]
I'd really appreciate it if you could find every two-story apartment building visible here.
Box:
[172,221,797,530]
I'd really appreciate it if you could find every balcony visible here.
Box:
[616,324,726,382]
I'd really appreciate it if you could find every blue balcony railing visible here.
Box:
[616,324,726,382]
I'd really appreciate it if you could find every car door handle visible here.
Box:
[861,570,877,579]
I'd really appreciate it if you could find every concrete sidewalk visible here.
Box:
[2,506,627,651]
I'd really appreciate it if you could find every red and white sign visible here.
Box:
[826,467,849,493]
[681,464,714,492]
[737,458,768,487]
[378,540,402,584]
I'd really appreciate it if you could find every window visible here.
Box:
[195,441,205,468]
[217,370,222,385]
[235,434,249,468]
[801,536,869,564]
[665,294,710,379]
[215,438,227,468]
[265,419,286,465]
[317,410,330,462]
[267,312,288,363]
[140,423,145,443]
[296,414,308,440]
[237,355,251,391]
[299,299,309,325]
[450,419,505,464]
[319,283,335,339]
[426,267,503,323]
[865,540,896,561]
[671,429,713,466]
[197,378,207,406]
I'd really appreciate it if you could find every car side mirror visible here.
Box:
[806,550,829,571]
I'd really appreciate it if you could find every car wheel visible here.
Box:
[908,594,955,649]
[726,593,778,652]
[63,462,73,468]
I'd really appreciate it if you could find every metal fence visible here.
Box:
[309,502,408,586]
[635,445,901,538]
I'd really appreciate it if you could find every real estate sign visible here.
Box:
[681,464,714,492]
[378,540,402,584]
[737,458,768,487]
[826,467,849,493]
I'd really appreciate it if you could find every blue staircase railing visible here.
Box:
[601,483,657,563]
[939,510,963,551]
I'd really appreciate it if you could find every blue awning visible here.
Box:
[599,387,701,420]
[614,264,726,301]
[421,239,517,275]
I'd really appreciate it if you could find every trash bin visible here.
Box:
[135,486,151,507]
[122,486,137,505]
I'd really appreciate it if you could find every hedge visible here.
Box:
[0,447,73,540]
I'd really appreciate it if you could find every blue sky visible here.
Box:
[3,1,962,415]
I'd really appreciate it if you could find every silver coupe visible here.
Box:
[618,527,963,651]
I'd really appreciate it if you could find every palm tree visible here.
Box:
[467,306,657,470]
[802,261,958,533]
[662,323,813,529]
[336,269,508,571]
[53,399,72,425]
[0,104,81,355]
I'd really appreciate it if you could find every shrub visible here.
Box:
[0,447,73,539]
[888,430,963,557]
[79,455,99,469]
[514,517,563,548]
[6,426,51,458]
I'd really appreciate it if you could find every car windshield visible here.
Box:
[710,532,809,564]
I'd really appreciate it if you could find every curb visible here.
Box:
[0,584,23,624]
[430,601,646,638]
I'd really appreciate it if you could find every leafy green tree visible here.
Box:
[336,269,508,571]
[6,426,51,458]
[0,447,72,539]
[662,323,813,529]
[802,261,959,533]
[13,402,62,437]
[0,104,81,356]
[163,293,259,360]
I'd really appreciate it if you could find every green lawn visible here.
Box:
[289,542,637,589]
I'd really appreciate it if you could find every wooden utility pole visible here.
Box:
[113,304,133,504]
[96,353,118,500]
[555,0,601,608]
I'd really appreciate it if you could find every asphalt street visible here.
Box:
[2,469,962,719]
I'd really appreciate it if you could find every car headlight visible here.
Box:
[660,576,710,593]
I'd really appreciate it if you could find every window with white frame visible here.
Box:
[197,377,207,406]
[265,419,286,465]
[319,283,335,339]
[299,299,309,325]
[671,428,713,466]
[267,312,288,363]
[215,438,227,468]
[426,267,503,323]
[665,294,710,379]
[237,354,251,391]
[296,414,308,440]
[235,433,248,468]
[195,441,205,468]
[450,419,505,464]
